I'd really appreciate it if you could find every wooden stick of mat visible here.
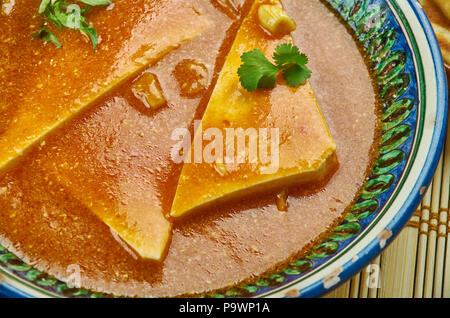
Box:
[423,154,443,297]
[379,214,420,297]
[349,273,361,298]
[441,129,450,298]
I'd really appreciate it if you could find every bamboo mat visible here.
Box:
[324,82,450,299]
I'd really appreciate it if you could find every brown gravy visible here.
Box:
[0,0,378,297]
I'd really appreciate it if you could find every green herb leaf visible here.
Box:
[237,49,281,92]
[273,43,311,86]
[31,27,62,48]
[282,63,312,87]
[80,5,91,13]
[81,26,98,51]
[273,43,308,68]
[238,43,312,91]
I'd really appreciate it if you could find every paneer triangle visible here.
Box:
[170,0,337,218]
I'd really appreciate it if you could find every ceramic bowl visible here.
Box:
[0,0,447,298]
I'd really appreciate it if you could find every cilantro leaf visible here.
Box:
[31,27,62,48]
[32,0,112,51]
[81,26,98,51]
[238,43,312,91]
[283,63,312,87]
[238,49,281,92]
[38,0,51,14]
[78,0,111,5]
[273,43,308,68]
[273,43,311,86]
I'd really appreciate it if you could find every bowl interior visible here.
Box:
[0,0,447,298]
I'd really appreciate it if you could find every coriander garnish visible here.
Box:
[32,0,113,51]
[238,43,312,92]
[31,27,62,48]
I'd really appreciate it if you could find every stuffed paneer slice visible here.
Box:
[171,0,337,218]
[421,0,450,64]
